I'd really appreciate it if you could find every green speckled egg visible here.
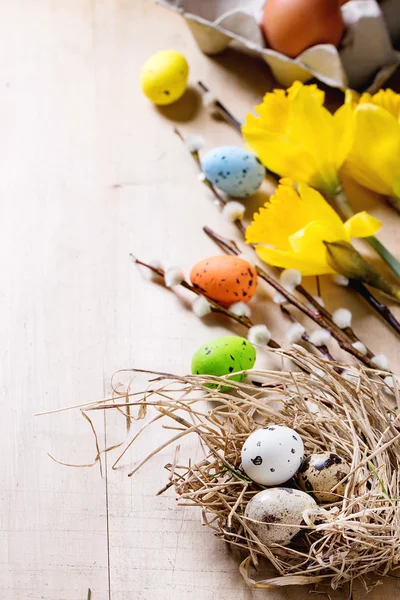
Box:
[191,336,256,389]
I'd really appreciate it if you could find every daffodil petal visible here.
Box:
[344,211,382,238]
[246,181,313,249]
[359,89,400,120]
[255,246,333,276]
[242,82,344,191]
[333,103,354,169]
[347,104,400,196]
[241,128,315,183]
[255,89,289,134]
[297,183,346,239]
[345,89,360,108]
[287,87,341,193]
[288,221,338,274]
[247,180,353,276]
[287,81,325,105]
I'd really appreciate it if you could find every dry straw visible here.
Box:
[43,347,400,591]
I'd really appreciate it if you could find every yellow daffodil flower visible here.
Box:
[246,179,381,276]
[242,82,353,196]
[345,89,400,207]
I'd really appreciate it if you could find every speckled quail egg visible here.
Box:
[241,425,304,485]
[245,487,317,546]
[298,452,350,502]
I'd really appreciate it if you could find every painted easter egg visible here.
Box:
[191,336,256,389]
[241,425,304,486]
[201,146,265,198]
[245,487,317,546]
[298,452,350,502]
[140,49,189,105]
[190,255,257,307]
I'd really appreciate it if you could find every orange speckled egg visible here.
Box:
[190,255,258,307]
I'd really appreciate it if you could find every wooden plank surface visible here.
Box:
[1,1,400,599]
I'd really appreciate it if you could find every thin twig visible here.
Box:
[350,280,400,337]
[316,276,321,298]
[174,127,246,236]
[198,80,242,132]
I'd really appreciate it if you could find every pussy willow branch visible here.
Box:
[130,254,280,349]
[203,227,380,371]
[295,278,373,358]
[349,279,400,337]
[280,305,340,368]
[132,253,341,367]
[198,81,242,132]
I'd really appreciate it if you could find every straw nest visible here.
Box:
[68,347,400,591]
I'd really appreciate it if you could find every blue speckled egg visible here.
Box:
[201,146,265,198]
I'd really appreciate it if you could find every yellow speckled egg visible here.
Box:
[140,49,189,105]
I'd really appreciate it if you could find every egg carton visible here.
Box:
[157,0,400,91]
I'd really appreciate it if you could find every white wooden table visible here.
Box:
[1,1,400,598]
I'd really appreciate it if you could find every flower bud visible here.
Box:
[324,241,400,301]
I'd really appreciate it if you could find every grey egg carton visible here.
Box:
[158,0,400,91]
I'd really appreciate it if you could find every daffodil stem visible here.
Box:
[349,279,400,338]
[197,81,242,132]
[365,235,400,281]
[332,190,400,282]
[202,227,380,370]
[331,190,353,220]
[130,254,280,349]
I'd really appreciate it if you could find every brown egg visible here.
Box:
[190,255,257,307]
[261,0,345,58]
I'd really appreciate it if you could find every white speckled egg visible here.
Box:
[298,453,350,502]
[245,487,317,546]
[201,146,265,198]
[241,425,304,485]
